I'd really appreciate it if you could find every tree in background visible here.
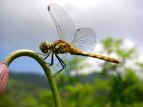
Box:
[1,37,143,107]
[59,37,143,107]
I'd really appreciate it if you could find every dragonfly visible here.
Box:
[39,4,121,77]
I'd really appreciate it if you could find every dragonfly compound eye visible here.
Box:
[39,41,51,54]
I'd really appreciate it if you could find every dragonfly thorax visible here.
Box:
[39,41,52,54]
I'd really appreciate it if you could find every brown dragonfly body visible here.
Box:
[39,4,120,77]
[40,40,120,64]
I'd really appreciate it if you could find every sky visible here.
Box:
[0,0,143,74]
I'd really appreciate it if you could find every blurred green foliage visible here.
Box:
[0,38,143,107]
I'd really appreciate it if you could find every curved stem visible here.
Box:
[2,49,62,107]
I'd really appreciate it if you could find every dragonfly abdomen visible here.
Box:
[90,54,120,63]
[70,47,120,64]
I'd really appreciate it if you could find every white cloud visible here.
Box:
[1,0,143,74]
[0,0,143,51]
[122,38,135,49]
[72,38,143,76]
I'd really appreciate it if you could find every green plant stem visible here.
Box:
[2,49,62,107]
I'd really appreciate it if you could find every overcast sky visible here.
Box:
[0,0,143,73]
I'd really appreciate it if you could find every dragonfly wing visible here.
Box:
[48,4,75,42]
[71,28,96,53]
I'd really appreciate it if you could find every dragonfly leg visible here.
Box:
[48,52,54,66]
[43,51,51,60]
[53,54,66,77]
[36,52,52,65]
[38,51,53,66]
[36,52,47,56]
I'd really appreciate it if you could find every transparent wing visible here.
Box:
[71,28,96,53]
[48,4,75,42]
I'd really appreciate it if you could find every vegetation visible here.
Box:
[0,38,143,107]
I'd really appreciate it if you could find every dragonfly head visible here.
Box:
[39,41,52,54]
